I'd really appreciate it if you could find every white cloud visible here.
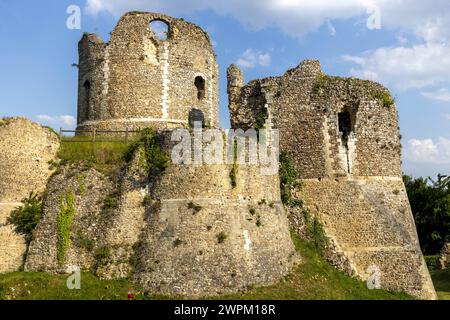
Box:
[36,115,77,128]
[342,43,450,90]
[84,0,450,40]
[84,1,450,90]
[421,88,450,103]
[236,49,271,69]
[404,137,450,164]
[445,114,450,121]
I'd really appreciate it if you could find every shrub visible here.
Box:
[8,192,43,243]
[255,107,268,130]
[217,232,227,244]
[94,246,112,267]
[75,230,95,252]
[374,90,395,108]
[188,201,202,214]
[313,73,326,94]
[125,128,169,176]
[424,255,440,271]
[279,152,302,207]
[142,195,152,207]
[103,194,119,211]
[173,239,183,247]
[303,210,328,253]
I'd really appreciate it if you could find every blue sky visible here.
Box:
[0,0,449,178]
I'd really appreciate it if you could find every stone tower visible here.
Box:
[76,12,219,132]
[228,60,437,299]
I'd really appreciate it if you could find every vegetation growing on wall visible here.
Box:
[255,106,268,130]
[279,152,302,207]
[312,73,327,95]
[374,90,395,108]
[8,193,43,244]
[230,139,238,188]
[279,152,328,253]
[125,128,169,176]
[302,210,328,253]
[56,192,75,266]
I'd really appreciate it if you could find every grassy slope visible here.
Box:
[0,234,412,300]
[215,233,411,300]
[57,137,132,173]
[430,269,450,300]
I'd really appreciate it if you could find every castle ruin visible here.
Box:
[0,11,437,299]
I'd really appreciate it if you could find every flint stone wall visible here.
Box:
[0,118,59,273]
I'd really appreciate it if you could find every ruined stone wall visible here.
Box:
[228,60,401,179]
[0,118,59,273]
[26,130,297,296]
[299,178,435,299]
[77,12,219,132]
[227,61,436,299]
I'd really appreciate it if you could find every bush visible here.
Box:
[125,128,169,176]
[255,107,268,130]
[8,192,43,243]
[303,210,328,253]
[279,152,302,207]
[404,174,450,254]
[188,201,202,214]
[374,90,395,108]
[425,255,440,271]
[217,232,227,244]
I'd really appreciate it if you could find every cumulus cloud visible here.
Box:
[404,137,450,164]
[85,1,450,90]
[421,88,450,103]
[342,43,450,90]
[36,115,77,128]
[84,0,450,39]
[236,49,271,69]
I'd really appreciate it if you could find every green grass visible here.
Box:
[58,136,133,173]
[214,233,412,300]
[0,232,414,300]
[430,269,450,300]
[0,272,141,300]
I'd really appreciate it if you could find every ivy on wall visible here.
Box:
[57,191,75,266]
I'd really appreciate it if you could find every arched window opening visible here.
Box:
[338,110,354,174]
[195,76,206,100]
[338,110,352,144]
[83,80,91,120]
[149,20,170,41]
[189,108,205,128]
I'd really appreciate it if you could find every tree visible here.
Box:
[404,174,450,254]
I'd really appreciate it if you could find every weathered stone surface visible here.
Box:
[0,118,59,273]
[228,61,436,299]
[26,143,298,297]
[76,11,219,132]
[25,164,116,273]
